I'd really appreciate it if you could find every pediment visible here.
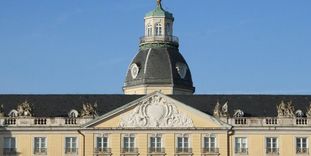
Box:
[83,92,231,129]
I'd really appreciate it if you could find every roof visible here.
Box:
[124,47,195,92]
[0,94,311,117]
[145,4,173,19]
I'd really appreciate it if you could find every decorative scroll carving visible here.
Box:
[213,101,229,117]
[277,101,295,117]
[306,103,311,117]
[0,104,4,117]
[119,95,194,128]
[80,102,98,117]
[17,100,32,117]
[233,109,244,118]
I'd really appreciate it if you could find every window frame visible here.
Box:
[155,23,162,36]
[296,137,308,154]
[64,136,78,154]
[265,137,278,154]
[33,137,47,155]
[234,137,248,154]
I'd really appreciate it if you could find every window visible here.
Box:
[165,23,171,35]
[235,137,247,154]
[149,137,163,153]
[4,137,16,154]
[65,137,77,154]
[34,137,47,154]
[176,136,191,153]
[203,135,217,153]
[155,23,162,36]
[147,24,152,36]
[123,136,136,153]
[296,137,308,154]
[266,137,278,154]
[96,136,109,153]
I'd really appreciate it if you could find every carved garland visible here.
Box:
[119,95,194,128]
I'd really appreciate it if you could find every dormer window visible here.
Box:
[155,23,162,36]
[147,24,153,36]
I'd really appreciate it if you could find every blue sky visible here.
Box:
[0,0,310,94]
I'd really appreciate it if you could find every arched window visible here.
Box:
[147,24,152,36]
[155,23,162,36]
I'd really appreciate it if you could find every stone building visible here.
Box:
[0,1,311,156]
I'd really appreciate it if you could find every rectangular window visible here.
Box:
[65,137,77,154]
[96,137,109,153]
[296,137,308,153]
[177,137,191,153]
[34,137,47,154]
[149,137,162,153]
[203,135,217,153]
[4,137,16,154]
[123,136,136,153]
[235,137,247,154]
[266,137,278,154]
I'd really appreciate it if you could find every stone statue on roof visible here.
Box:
[306,103,311,117]
[17,100,32,117]
[277,101,295,117]
[0,104,4,117]
[213,101,229,117]
[80,102,98,117]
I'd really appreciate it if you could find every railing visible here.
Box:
[202,148,219,153]
[296,148,309,154]
[34,118,47,125]
[121,148,139,153]
[94,148,111,153]
[65,148,78,154]
[65,118,77,125]
[176,148,192,153]
[140,35,179,45]
[234,118,247,125]
[148,148,165,153]
[3,148,17,155]
[265,118,278,125]
[266,148,279,155]
[4,118,16,125]
[235,148,248,154]
[296,118,308,125]
[34,148,47,154]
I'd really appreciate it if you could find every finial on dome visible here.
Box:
[157,0,162,6]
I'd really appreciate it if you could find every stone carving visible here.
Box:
[80,102,98,117]
[0,104,4,117]
[277,101,295,117]
[213,101,229,117]
[306,103,311,117]
[233,109,244,118]
[68,109,79,118]
[176,62,188,79]
[120,95,194,128]
[295,110,304,118]
[17,100,32,117]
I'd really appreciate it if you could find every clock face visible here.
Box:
[130,63,139,79]
[176,62,188,79]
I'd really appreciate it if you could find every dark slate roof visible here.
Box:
[124,47,195,92]
[0,94,310,117]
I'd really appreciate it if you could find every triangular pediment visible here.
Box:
[83,92,231,129]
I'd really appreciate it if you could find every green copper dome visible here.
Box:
[145,4,174,19]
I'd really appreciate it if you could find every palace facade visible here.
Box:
[1,1,311,156]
